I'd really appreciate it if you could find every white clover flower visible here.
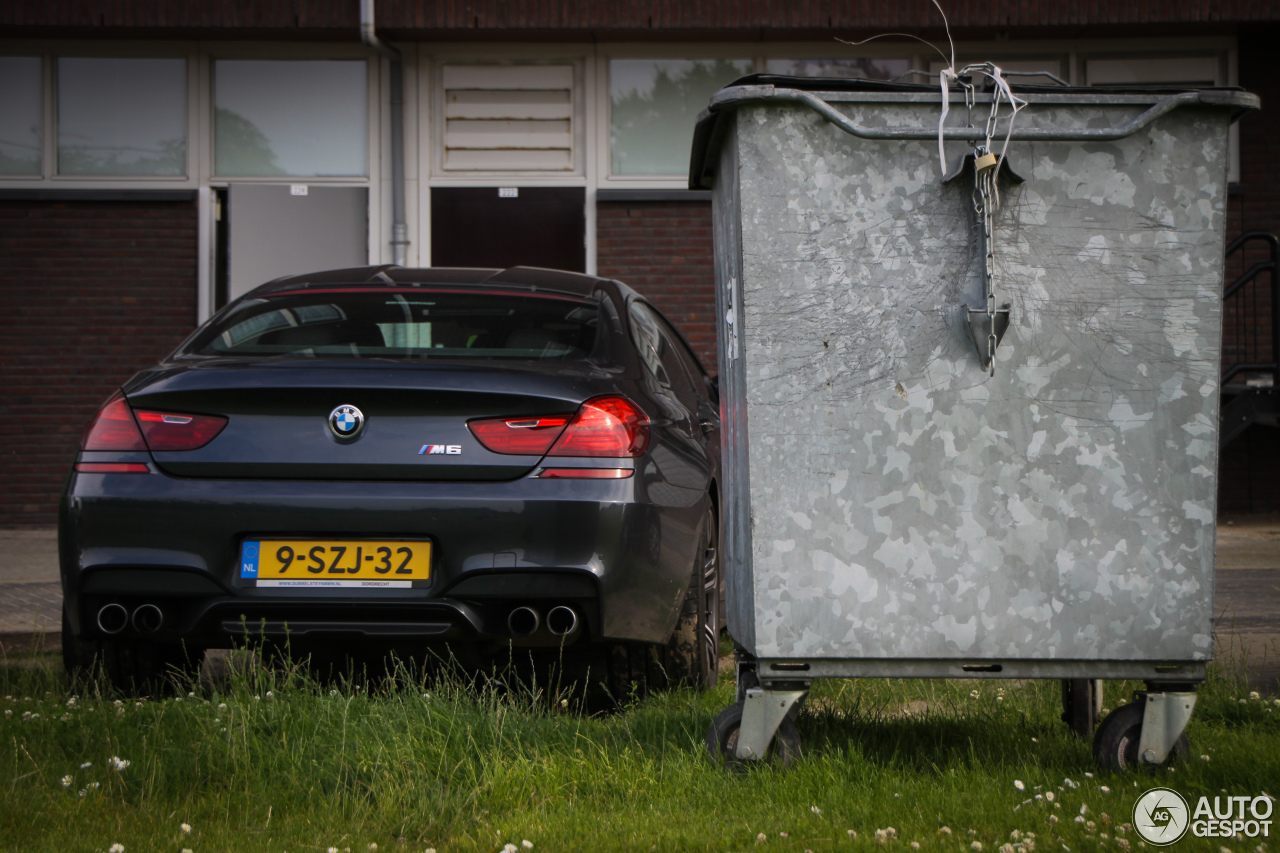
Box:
[911,844,920,850]
[875,829,888,842]
[1250,691,1261,700]
[181,823,191,834]
[1101,786,1111,793]
[67,697,77,708]
[1240,699,1249,705]
[134,702,143,710]
[3,710,9,719]
[266,691,274,699]
[1074,816,1085,824]
[330,689,339,697]
[217,703,227,711]
[1011,830,1023,841]
[426,849,436,853]
[1201,754,1211,761]
[1000,844,1015,853]
[370,844,378,851]
[1086,821,1096,831]
[939,827,953,836]
[971,843,983,852]
[848,830,857,839]
[61,775,73,787]
[1080,805,1088,815]
[109,844,124,853]
[779,832,789,838]
[21,711,31,721]
[757,833,767,843]
[182,849,193,853]
[996,695,1004,702]
[188,691,196,698]
[1048,816,1059,824]
[1015,780,1025,791]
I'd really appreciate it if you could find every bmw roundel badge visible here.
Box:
[328,404,365,440]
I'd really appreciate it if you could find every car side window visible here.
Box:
[630,301,699,402]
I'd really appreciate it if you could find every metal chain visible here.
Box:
[973,145,998,377]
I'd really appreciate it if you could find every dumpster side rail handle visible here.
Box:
[708,86,1260,143]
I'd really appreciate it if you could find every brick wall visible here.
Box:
[596,200,717,370]
[0,199,198,527]
[1218,27,1280,514]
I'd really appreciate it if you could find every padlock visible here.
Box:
[974,152,998,173]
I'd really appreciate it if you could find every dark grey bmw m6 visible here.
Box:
[60,265,722,693]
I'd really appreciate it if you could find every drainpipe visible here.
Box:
[359,0,408,267]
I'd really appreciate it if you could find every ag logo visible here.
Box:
[1134,787,1191,846]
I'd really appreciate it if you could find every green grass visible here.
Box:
[1,646,1277,853]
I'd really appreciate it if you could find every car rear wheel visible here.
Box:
[663,501,721,690]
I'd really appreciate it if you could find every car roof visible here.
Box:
[249,265,621,301]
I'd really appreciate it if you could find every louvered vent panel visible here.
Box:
[442,65,574,171]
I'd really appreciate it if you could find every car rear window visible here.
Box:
[185,289,600,360]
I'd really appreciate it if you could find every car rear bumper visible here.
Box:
[61,466,704,647]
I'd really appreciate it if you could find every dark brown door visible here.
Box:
[430,187,585,272]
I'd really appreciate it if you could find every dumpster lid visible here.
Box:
[689,73,1259,189]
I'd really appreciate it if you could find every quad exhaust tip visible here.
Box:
[507,606,540,637]
[546,606,579,637]
[131,603,164,635]
[96,603,129,635]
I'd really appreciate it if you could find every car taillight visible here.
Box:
[537,467,634,479]
[468,415,571,455]
[134,410,228,451]
[82,392,147,451]
[547,396,649,458]
[80,392,227,452]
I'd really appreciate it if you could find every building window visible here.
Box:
[764,58,910,80]
[57,57,187,176]
[0,57,42,176]
[214,60,367,177]
[440,64,576,172]
[609,58,752,177]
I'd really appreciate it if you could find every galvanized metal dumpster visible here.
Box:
[689,73,1258,771]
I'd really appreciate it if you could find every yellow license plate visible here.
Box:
[241,539,431,586]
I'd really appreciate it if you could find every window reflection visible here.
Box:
[0,57,42,176]
[57,58,186,176]
[610,59,751,176]
[214,60,367,177]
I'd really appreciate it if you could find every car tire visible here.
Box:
[663,501,721,690]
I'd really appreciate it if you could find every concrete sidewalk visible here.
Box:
[3,522,1278,692]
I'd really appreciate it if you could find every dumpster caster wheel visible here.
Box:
[1093,703,1188,773]
[705,701,801,770]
